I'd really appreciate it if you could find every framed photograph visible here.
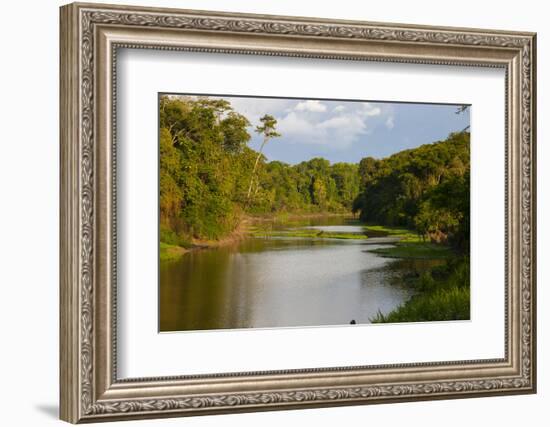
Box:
[60,2,536,423]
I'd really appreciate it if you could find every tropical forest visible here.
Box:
[159,95,470,331]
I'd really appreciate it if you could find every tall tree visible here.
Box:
[247,114,280,201]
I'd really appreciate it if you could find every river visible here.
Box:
[159,216,438,332]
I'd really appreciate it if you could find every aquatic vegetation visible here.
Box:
[368,242,452,259]
[250,228,368,240]
[372,257,470,323]
[159,242,188,262]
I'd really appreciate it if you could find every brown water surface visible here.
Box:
[159,217,440,332]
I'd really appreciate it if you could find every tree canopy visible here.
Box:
[352,131,470,252]
[159,96,361,243]
[160,95,469,252]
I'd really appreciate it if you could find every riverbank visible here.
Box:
[160,242,190,261]
[160,219,252,261]
[363,229,470,323]
[371,254,470,323]
[250,228,368,240]
[368,242,452,259]
[363,224,422,242]
[362,229,470,323]
[160,212,362,261]
[247,211,353,222]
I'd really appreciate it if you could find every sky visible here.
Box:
[179,94,470,165]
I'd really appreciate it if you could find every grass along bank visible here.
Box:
[159,219,252,262]
[371,256,470,323]
[248,213,367,240]
[363,224,452,259]
[160,213,369,263]
[368,242,452,259]
[250,220,429,242]
[160,242,190,262]
[363,224,423,242]
[249,227,368,240]
[159,217,436,262]
[361,223,469,323]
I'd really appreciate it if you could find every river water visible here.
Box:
[159,217,436,332]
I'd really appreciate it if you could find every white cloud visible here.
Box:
[226,97,294,125]
[277,107,369,149]
[276,112,314,135]
[209,96,395,151]
[360,103,382,117]
[318,115,363,130]
[294,100,327,113]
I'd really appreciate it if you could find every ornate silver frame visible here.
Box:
[60,2,537,423]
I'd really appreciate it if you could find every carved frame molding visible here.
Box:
[60,2,536,423]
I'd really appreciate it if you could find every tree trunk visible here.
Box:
[247,137,268,201]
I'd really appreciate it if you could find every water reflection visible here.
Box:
[159,219,440,332]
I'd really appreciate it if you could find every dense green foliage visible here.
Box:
[159,95,472,323]
[160,96,360,242]
[160,97,254,241]
[353,132,470,251]
[252,158,360,214]
[353,132,471,323]
[160,95,470,251]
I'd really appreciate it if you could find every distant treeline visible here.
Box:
[352,132,470,252]
[159,95,469,252]
[160,96,359,243]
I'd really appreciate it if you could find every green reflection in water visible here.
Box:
[159,218,442,332]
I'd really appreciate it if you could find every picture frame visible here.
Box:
[59,2,537,423]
